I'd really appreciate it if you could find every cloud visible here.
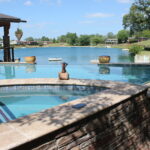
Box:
[117,0,132,3]
[24,0,32,6]
[86,13,114,18]
[56,0,62,6]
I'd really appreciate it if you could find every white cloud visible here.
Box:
[56,0,62,6]
[24,0,32,6]
[86,13,114,18]
[117,0,132,3]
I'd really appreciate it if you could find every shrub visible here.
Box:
[129,45,144,55]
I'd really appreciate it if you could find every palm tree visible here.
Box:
[15,28,23,42]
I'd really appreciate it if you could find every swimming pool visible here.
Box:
[0,84,107,123]
[0,47,150,84]
[0,64,150,84]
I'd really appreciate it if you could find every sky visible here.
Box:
[0,0,133,40]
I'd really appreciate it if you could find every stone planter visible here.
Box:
[59,72,69,80]
[99,56,110,63]
[24,56,36,64]
[15,33,23,42]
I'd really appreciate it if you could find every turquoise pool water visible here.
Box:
[0,64,150,84]
[0,47,149,84]
[0,85,106,123]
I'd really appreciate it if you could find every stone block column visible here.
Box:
[3,24,11,62]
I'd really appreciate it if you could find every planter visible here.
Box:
[15,33,23,41]
[24,56,36,64]
[59,72,69,80]
[99,56,110,63]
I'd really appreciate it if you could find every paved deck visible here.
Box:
[0,78,148,150]
[0,62,36,65]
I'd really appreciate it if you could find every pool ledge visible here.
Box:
[0,78,148,149]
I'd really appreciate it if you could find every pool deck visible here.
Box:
[0,62,36,65]
[0,78,148,150]
[90,60,150,66]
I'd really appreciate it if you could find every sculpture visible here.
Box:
[59,62,69,80]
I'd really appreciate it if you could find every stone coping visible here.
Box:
[0,78,148,150]
[90,60,150,66]
[0,62,36,65]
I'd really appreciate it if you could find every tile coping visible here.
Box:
[0,78,148,150]
[90,60,150,66]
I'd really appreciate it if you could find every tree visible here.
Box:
[140,30,150,38]
[66,33,78,45]
[52,38,56,43]
[57,35,67,43]
[90,35,105,45]
[41,36,50,41]
[25,37,34,41]
[117,30,129,43]
[15,28,23,42]
[123,0,150,35]
[78,35,91,46]
[107,32,116,38]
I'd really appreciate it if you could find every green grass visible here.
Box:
[140,51,150,55]
[136,40,150,47]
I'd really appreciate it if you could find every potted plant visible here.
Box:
[99,56,110,63]
[24,56,36,64]
[15,28,23,42]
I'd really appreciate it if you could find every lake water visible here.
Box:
[0,47,132,65]
[0,47,150,84]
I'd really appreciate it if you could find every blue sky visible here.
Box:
[0,0,133,40]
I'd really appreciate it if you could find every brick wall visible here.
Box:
[15,90,150,150]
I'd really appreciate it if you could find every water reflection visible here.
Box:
[118,55,134,62]
[25,65,36,73]
[0,65,15,79]
[0,64,37,79]
[99,66,110,74]
[122,65,150,84]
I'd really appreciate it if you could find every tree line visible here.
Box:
[24,0,150,46]
[1,0,150,46]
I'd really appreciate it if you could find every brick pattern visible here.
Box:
[24,91,150,150]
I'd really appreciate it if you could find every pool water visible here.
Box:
[0,47,149,84]
[0,85,106,123]
[0,64,150,84]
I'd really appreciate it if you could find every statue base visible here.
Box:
[59,72,69,80]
